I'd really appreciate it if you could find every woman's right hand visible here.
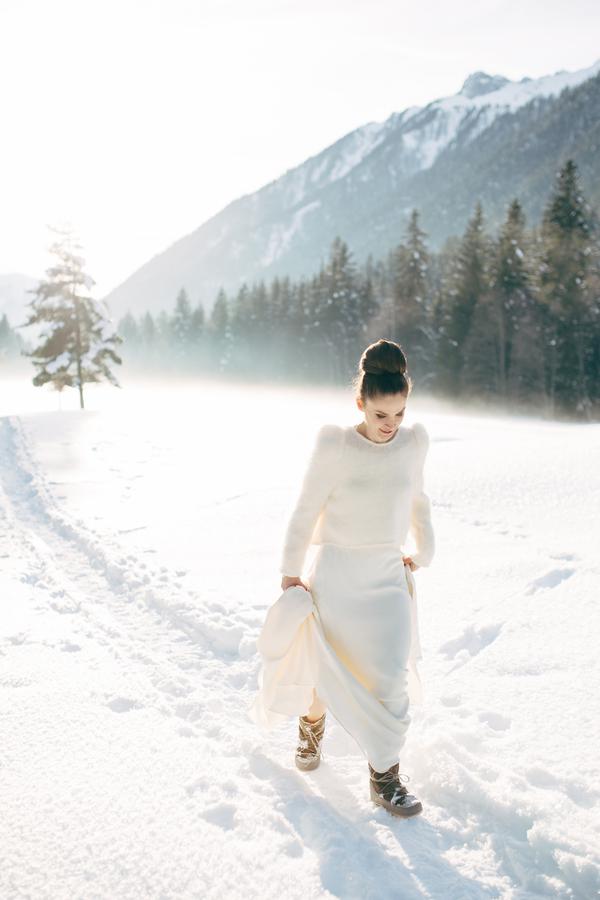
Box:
[281,575,309,592]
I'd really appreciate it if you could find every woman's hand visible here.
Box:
[402,555,420,572]
[281,575,309,592]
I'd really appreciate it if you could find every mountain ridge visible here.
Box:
[3,59,599,327]
[102,57,600,319]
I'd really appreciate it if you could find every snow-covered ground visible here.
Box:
[1,374,599,899]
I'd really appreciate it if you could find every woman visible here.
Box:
[274,338,436,817]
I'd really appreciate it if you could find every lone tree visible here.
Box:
[21,224,123,408]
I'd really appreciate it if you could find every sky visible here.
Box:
[1,0,599,299]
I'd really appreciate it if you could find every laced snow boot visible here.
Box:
[295,712,326,771]
[368,761,423,817]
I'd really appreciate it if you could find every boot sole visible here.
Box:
[369,782,423,817]
[295,755,321,771]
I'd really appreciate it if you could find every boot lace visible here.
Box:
[371,767,412,805]
[297,713,326,763]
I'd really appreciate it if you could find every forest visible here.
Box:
[3,159,599,421]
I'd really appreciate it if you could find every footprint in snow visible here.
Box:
[185,776,209,797]
[177,725,196,738]
[175,700,207,722]
[440,694,462,707]
[525,567,575,594]
[201,803,237,830]
[49,590,80,614]
[439,623,503,661]
[478,710,511,731]
[526,766,600,809]
[106,696,143,713]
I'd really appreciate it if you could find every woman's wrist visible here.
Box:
[281,574,308,591]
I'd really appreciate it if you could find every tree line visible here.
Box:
[3,159,599,419]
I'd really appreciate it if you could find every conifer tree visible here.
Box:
[140,311,156,365]
[321,237,361,380]
[171,288,193,347]
[358,270,380,340]
[538,159,594,414]
[208,288,231,371]
[190,301,205,342]
[502,221,547,406]
[22,224,122,408]
[0,313,22,361]
[116,311,141,367]
[155,309,172,365]
[209,288,228,336]
[491,199,534,398]
[437,202,491,393]
[391,209,431,374]
[118,311,139,344]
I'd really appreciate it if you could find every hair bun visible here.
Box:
[361,340,407,377]
[361,361,406,376]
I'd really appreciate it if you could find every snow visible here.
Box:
[435,56,600,116]
[272,121,388,208]
[44,350,71,374]
[401,104,476,170]
[261,200,321,266]
[1,375,599,899]
[399,57,600,173]
[326,122,387,184]
[263,57,600,215]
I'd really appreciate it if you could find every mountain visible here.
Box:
[103,58,600,319]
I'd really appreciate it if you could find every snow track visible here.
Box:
[0,414,238,735]
[0,416,267,898]
[1,409,599,899]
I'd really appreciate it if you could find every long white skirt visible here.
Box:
[248,542,424,772]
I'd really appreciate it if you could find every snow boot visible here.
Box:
[295,711,326,770]
[368,761,423,817]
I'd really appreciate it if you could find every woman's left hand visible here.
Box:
[402,555,419,572]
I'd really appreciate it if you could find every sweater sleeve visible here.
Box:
[279,424,344,577]
[408,422,435,568]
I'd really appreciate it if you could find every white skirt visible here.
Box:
[248,542,424,772]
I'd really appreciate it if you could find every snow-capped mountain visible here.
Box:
[102,58,600,319]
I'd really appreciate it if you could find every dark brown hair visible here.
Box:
[352,339,413,403]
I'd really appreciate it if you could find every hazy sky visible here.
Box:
[1,0,598,299]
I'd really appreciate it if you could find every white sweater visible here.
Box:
[279,421,435,577]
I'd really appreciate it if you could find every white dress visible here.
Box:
[249,421,435,772]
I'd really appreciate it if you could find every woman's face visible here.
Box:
[357,392,407,442]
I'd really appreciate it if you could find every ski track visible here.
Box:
[0,417,267,749]
[1,414,598,899]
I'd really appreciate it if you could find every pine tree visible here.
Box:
[118,311,140,344]
[155,309,173,366]
[116,311,141,367]
[583,217,600,413]
[392,211,429,324]
[22,224,123,408]
[357,270,380,340]
[503,222,547,407]
[208,288,231,371]
[171,288,193,348]
[320,237,361,381]
[0,313,22,361]
[437,202,491,393]
[139,311,156,367]
[538,159,593,415]
[491,199,534,398]
[391,209,431,375]
[190,301,205,342]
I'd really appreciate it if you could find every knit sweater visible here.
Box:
[279,421,435,577]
